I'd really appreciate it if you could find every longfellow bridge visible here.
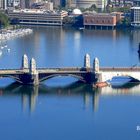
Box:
[0,54,140,85]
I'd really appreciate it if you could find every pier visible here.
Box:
[0,54,140,85]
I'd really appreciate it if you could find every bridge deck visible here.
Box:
[0,67,139,75]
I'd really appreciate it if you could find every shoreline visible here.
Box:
[17,24,140,31]
[0,28,33,42]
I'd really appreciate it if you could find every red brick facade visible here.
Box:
[84,14,117,26]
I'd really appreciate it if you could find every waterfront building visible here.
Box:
[131,7,140,27]
[83,13,117,29]
[8,9,68,26]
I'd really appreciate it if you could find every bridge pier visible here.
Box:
[92,57,103,85]
[93,57,99,73]
[29,58,39,85]
[84,53,90,69]
[22,54,29,70]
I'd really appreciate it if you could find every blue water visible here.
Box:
[0,27,140,140]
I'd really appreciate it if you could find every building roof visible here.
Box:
[12,9,67,14]
[84,13,116,17]
[131,7,140,10]
[72,9,82,15]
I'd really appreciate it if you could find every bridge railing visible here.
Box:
[37,67,88,71]
[100,67,140,71]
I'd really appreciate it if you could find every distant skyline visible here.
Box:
[0,0,139,10]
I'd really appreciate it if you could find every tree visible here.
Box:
[0,12,9,28]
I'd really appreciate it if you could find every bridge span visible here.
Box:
[0,54,140,85]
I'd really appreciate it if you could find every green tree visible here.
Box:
[0,12,9,28]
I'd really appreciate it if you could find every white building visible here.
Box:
[76,0,107,10]
[131,7,140,27]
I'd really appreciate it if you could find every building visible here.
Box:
[20,0,25,9]
[31,1,53,11]
[0,0,7,9]
[131,7,140,27]
[52,0,76,8]
[20,0,42,9]
[51,0,59,7]
[83,13,117,29]
[76,0,107,10]
[67,0,76,7]
[13,0,20,7]
[133,0,140,6]
[8,9,68,26]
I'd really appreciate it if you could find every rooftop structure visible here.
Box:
[72,8,82,15]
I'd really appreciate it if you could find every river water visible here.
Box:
[0,27,140,140]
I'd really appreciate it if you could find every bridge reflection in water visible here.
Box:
[0,82,140,114]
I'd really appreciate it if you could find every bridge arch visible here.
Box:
[39,74,86,83]
[0,75,23,84]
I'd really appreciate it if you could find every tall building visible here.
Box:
[0,0,7,9]
[131,7,140,27]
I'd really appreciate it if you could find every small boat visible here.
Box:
[94,82,109,88]
[79,27,85,30]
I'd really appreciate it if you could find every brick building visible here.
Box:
[83,13,122,29]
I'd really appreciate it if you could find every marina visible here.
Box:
[0,28,33,56]
[0,28,33,41]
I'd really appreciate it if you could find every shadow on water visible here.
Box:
[0,82,140,114]
[111,82,140,89]
[0,82,100,113]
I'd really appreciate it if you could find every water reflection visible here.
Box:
[100,83,140,95]
[0,82,140,114]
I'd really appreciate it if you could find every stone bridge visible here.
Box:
[0,54,140,85]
